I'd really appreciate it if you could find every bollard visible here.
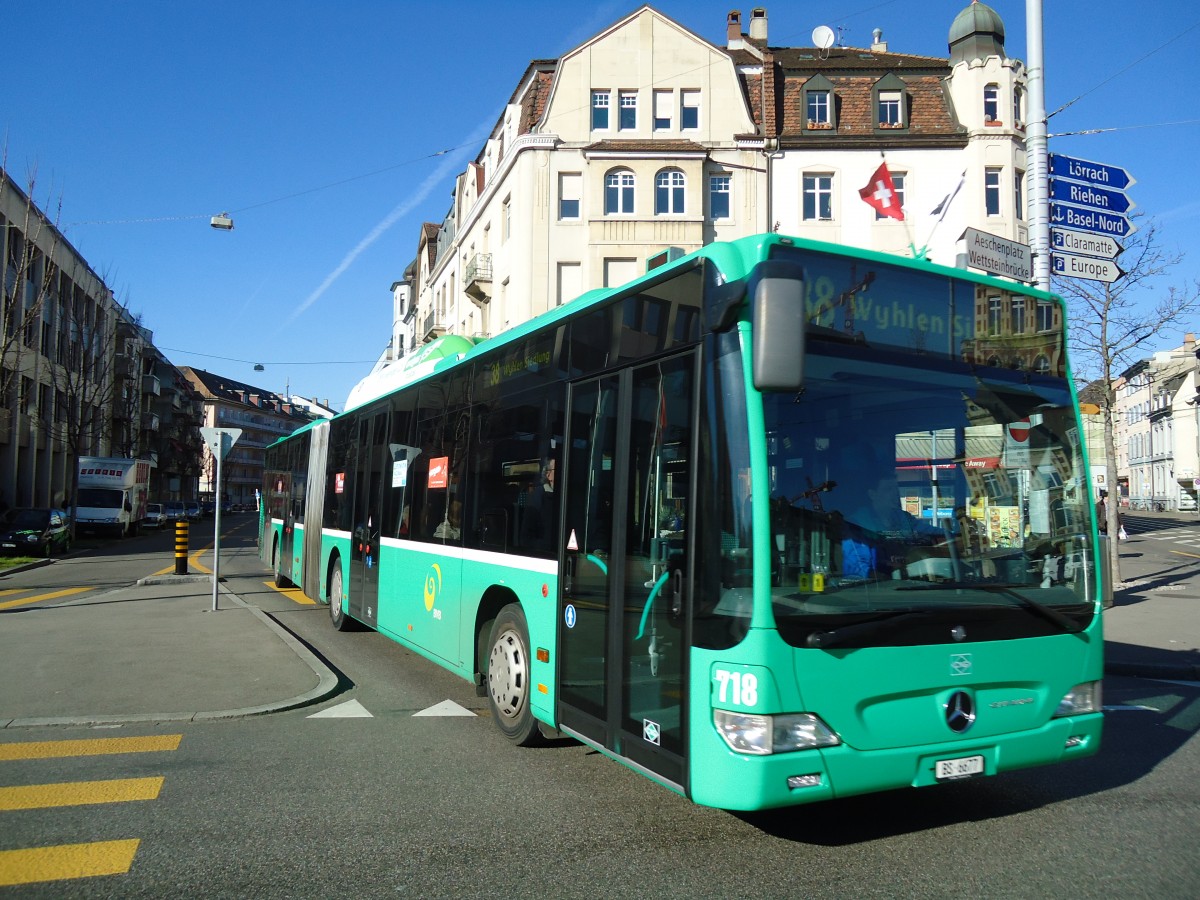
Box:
[175,520,189,575]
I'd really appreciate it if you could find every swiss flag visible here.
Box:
[859,163,905,220]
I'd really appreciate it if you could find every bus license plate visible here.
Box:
[936,755,984,780]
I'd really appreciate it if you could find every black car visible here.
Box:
[0,507,71,557]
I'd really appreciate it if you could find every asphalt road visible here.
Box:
[1,518,1197,898]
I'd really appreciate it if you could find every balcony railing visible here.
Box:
[464,252,493,304]
[141,374,161,396]
[141,411,160,432]
[423,309,447,341]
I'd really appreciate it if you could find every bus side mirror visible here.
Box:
[751,260,806,392]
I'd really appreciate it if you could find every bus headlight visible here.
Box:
[1054,681,1102,717]
[714,709,840,755]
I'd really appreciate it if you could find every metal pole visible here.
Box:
[1025,0,1051,291]
[212,440,222,611]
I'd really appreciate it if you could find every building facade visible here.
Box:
[180,368,318,508]
[1,169,202,510]
[1112,334,1200,511]
[357,2,1033,406]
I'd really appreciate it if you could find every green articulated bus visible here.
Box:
[261,233,1106,811]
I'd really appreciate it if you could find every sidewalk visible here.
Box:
[0,573,338,728]
[1104,515,1200,681]
[0,530,1196,729]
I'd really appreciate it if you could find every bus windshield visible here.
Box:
[758,341,1096,648]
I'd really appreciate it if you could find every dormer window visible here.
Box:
[983,83,1000,123]
[872,74,907,131]
[802,74,836,131]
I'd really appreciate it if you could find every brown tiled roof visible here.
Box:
[772,46,949,71]
[519,67,556,134]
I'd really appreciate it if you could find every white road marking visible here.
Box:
[307,699,373,718]
[412,700,476,717]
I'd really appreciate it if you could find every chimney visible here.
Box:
[872,28,888,52]
[727,10,742,48]
[749,7,767,42]
[1184,333,1196,353]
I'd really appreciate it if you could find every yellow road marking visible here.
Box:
[0,839,140,886]
[0,734,182,761]
[152,545,212,576]
[0,777,164,811]
[264,582,317,605]
[0,587,92,611]
[1170,550,1200,559]
[0,589,21,597]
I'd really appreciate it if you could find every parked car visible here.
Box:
[164,501,186,524]
[143,502,167,529]
[185,500,202,521]
[0,507,71,557]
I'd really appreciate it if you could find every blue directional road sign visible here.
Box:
[1050,179,1135,214]
[1049,154,1135,191]
[1049,203,1136,238]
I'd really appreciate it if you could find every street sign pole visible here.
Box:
[1025,0,1050,290]
[199,427,242,611]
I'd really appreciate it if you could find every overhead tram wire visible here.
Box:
[159,347,376,367]
[63,146,465,228]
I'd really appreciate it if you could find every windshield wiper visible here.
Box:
[805,610,932,649]
[897,583,1084,634]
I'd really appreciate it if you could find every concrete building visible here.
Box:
[359,3,1033,403]
[180,368,317,508]
[1112,334,1200,511]
[1,169,201,509]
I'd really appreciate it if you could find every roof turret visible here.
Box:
[949,0,1006,64]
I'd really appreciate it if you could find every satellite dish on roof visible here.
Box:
[812,25,836,50]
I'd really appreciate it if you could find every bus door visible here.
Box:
[349,411,388,627]
[558,353,695,789]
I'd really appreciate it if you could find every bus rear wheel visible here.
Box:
[273,539,288,588]
[486,604,541,746]
[328,564,355,631]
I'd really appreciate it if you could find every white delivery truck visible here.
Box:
[76,457,153,537]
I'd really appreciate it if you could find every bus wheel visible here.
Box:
[486,604,541,746]
[273,539,288,588]
[329,564,354,632]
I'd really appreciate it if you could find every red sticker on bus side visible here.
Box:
[428,456,449,489]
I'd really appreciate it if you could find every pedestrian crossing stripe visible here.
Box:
[0,840,140,887]
[0,777,164,811]
[0,735,182,761]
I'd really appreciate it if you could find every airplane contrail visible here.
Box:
[286,122,491,326]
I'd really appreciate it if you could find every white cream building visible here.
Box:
[365,3,1039,402]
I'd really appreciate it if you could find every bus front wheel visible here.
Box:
[486,604,541,746]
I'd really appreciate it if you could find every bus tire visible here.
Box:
[486,604,542,746]
[273,538,288,588]
[328,563,355,632]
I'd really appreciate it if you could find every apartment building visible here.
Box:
[366,2,1031,392]
[1,169,202,508]
[180,367,318,507]
[1112,334,1200,510]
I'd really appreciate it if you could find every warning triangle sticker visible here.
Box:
[567,529,579,551]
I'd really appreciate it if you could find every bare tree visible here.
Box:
[1053,219,1200,581]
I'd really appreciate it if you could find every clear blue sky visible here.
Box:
[4,1,1197,410]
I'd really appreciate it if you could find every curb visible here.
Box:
[1,581,340,729]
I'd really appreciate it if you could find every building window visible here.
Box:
[802,174,833,221]
[875,172,905,219]
[680,90,700,129]
[873,73,906,130]
[988,295,1003,336]
[592,90,610,130]
[558,173,581,220]
[985,167,1002,216]
[502,196,511,241]
[878,91,902,126]
[654,90,672,130]
[983,84,999,122]
[1013,87,1023,126]
[556,262,581,306]
[618,91,637,130]
[807,90,830,126]
[655,169,685,214]
[1011,297,1026,334]
[1033,354,1051,374]
[604,170,635,214]
[1036,300,1054,332]
[709,175,731,219]
[1015,170,1025,221]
